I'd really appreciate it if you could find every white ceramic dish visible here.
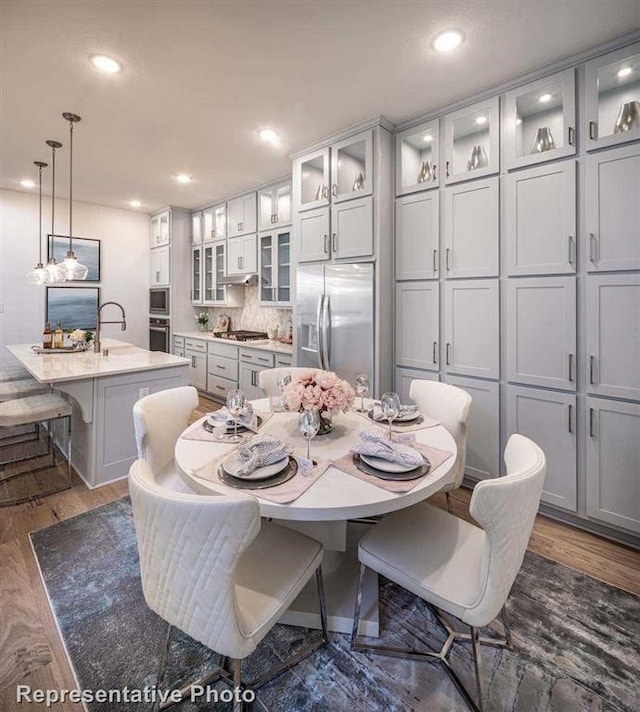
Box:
[369,407,420,423]
[222,453,289,481]
[360,444,423,473]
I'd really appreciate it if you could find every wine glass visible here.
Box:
[380,392,400,441]
[274,371,291,411]
[226,389,245,443]
[298,408,320,464]
[354,373,370,412]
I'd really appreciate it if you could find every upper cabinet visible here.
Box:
[504,69,576,170]
[258,179,292,231]
[203,203,226,242]
[150,210,170,248]
[191,211,203,245]
[443,97,499,184]
[585,42,640,151]
[227,192,257,238]
[395,191,439,280]
[150,245,170,286]
[259,229,292,306]
[293,147,330,211]
[395,119,440,196]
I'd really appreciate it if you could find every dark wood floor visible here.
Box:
[1,394,638,711]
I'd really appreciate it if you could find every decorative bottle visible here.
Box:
[54,322,64,349]
[43,322,52,350]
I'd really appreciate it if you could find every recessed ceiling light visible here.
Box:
[258,128,279,142]
[20,179,36,188]
[129,199,142,208]
[90,54,122,74]
[422,134,433,143]
[475,116,487,125]
[617,66,632,78]
[539,93,552,103]
[176,174,192,184]
[432,30,464,53]
[515,118,522,126]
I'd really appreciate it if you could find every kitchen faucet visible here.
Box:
[94,301,127,353]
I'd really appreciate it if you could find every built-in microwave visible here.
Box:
[149,287,170,315]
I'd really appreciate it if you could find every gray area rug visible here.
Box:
[30,497,639,712]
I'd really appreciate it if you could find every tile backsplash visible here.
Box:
[199,286,292,336]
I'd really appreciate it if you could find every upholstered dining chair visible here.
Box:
[258,367,316,397]
[351,434,546,712]
[129,459,328,709]
[409,380,472,512]
[132,386,199,493]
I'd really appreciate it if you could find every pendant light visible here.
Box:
[45,139,67,283]
[26,160,49,284]
[61,112,88,280]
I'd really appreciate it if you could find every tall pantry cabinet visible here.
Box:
[393,38,640,543]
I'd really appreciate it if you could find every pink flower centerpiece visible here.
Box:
[282,369,355,434]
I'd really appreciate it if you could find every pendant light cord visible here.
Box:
[69,119,73,253]
[38,163,43,263]
[51,145,56,240]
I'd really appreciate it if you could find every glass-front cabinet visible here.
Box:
[329,130,373,202]
[259,229,291,306]
[293,147,330,211]
[585,42,640,151]
[150,210,170,248]
[191,246,202,305]
[504,69,576,169]
[444,97,499,184]
[258,179,292,231]
[203,203,226,241]
[395,119,440,195]
[203,242,226,305]
[191,211,203,244]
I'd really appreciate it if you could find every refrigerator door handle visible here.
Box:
[322,294,331,370]
[316,294,326,369]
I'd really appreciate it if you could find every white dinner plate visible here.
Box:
[360,444,424,473]
[369,408,420,423]
[222,453,289,481]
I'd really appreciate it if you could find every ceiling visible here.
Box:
[2,0,639,214]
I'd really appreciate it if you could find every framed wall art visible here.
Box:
[45,286,100,330]
[47,234,101,282]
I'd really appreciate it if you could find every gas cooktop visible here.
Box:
[213,330,268,342]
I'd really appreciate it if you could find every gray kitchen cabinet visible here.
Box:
[226,192,257,238]
[395,282,439,371]
[506,277,576,391]
[331,195,373,260]
[586,397,640,533]
[239,363,269,401]
[395,368,439,405]
[227,234,257,275]
[259,229,292,306]
[395,192,439,280]
[191,246,202,305]
[173,335,185,358]
[207,341,239,399]
[150,245,170,286]
[329,130,374,203]
[445,375,500,481]
[585,144,640,272]
[191,211,203,245]
[506,160,576,275]
[150,210,170,248]
[203,203,226,242]
[185,338,207,391]
[275,354,293,368]
[586,274,640,401]
[444,177,499,278]
[258,179,292,231]
[295,207,330,262]
[395,119,440,195]
[444,279,499,379]
[507,385,577,511]
[293,147,331,212]
[203,242,225,305]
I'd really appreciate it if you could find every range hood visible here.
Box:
[218,273,259,286]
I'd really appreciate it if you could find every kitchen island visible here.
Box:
[7,339,189,488]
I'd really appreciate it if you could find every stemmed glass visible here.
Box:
[226,389,246,443]
[380,392,400,441]
[298,408,320,464]
[354,373,370,413]
[275,371,291,411]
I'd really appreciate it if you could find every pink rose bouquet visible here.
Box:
[283,369,355,415]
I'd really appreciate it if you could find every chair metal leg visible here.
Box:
[470,627,484,712]
[445,491,453,513]
[500,605,513,649]
[316,564,329,643]
[351,562,366,647]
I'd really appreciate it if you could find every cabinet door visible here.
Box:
[259,180,292,231]
[444,97,499,184]
[586,397,640,533]
[444,280,499,379]
[150,210,170,248]
[150,246,170,286]
[586,144,640,272]
[330,130,373,202]
[444,178,498,278]
[507,385,576,511]
[395,368,438,404]
[239,364,266,401]
[203,244,215,304]
[187,351,207,391]
[296,207,330,262]
[227,235,257,275]
[395,119,440,195]
[191,247,202,304]
[331,195,373,260]
[395,192,439,280]
[259,233,275,303]
[507,277,576,391]
[191,211,202,245]
[203,203,226,241]
[506,161,576,275]
[395,282,439,371]
[227,193,256,238]
[445,375,500,481]
[293,147,330,211]
[586,274,640,401]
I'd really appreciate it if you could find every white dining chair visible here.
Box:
[129,459,328,709]
[258,367,315,397]
[409,379,472,512]
[132,386,199,493]
[351,434,546,712]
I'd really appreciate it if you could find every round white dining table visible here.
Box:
[175,398,457,637]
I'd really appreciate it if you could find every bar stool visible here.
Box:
[0,393,72,506]
[0,378,51,402]
[0,361,31,382]
[0,379,52,447]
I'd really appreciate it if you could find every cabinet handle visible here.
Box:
[568,236,574,265]
[589,407,595,437]
[568,404,573,433]
[331,184,338,197]
[568,126,575,146]
[216,385,224,391]
[156,271,160,282]
[191,355,195,368]
[432,341,437,364]
[433,249,438,272]
[568,353,574,382]
[323,234,329,254]
[432,165,437,182]
[332,232,338,253]
[238,222,243,231]
[589,355,595,384]
[212,227,217,237]
[445,161,450,178]
[445,248,451,271]
[237,256,241,270]
[445,342,451,365]
[589,121,597,141]
[218,365,226,370]
[589,233,597,263]
[322,185,329,200]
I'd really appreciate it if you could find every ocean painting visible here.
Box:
[48,235,100,281]
[46,287,100,330]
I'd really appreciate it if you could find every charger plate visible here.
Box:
[218,456,298,489]
[203,415,263,434]
[353,453,429,481]
[367,409,423,426]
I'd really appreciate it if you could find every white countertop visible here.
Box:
[174,331,294,355]
[7,339,190,384]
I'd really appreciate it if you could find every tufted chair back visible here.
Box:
[463,434,546,627]
[258,367,320,397]
[133,386,199,474]
[129,459,262,659]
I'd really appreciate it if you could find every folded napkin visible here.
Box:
[351,430,425,468]
[235,434,293,476]
[208,406,253,427]
[371,403,419,422]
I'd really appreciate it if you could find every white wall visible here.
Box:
[0,189,149,354]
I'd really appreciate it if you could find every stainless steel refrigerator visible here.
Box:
[296,263,374,386]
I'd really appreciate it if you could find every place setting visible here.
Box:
[354,387,440,433]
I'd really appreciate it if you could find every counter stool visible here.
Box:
[0,361,31,382]
[0,380,52,447]
[0,393,72,507]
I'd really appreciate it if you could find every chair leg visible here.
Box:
[470,627,484,712]
[445,491,453,513]
[316,564,329,643]
[500,606,513,649]
[233,659,242,712]
[351,562,367,647]
[66,414,72,487]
